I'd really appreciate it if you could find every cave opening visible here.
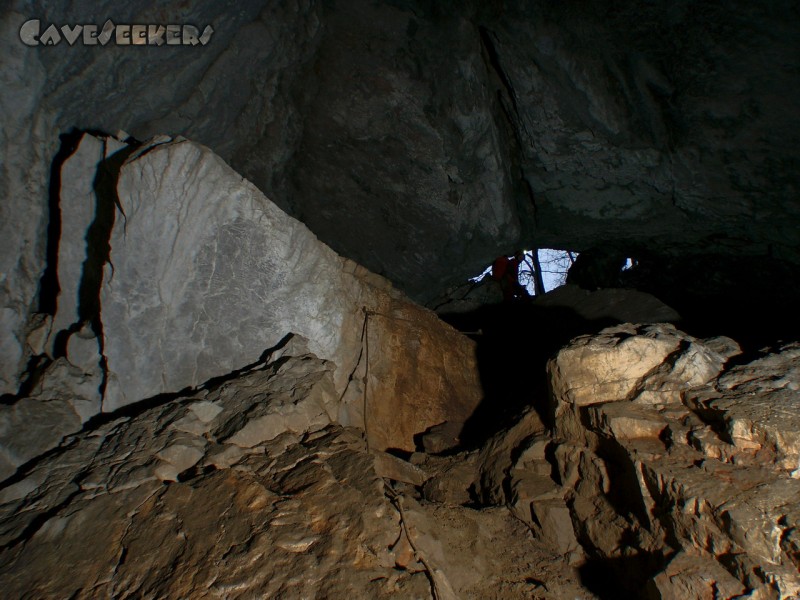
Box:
[469,248,580,296]
[441,241,800,454]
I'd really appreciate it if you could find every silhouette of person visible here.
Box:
[491,251,529,301]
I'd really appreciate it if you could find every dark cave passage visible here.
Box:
[445,301,616,448]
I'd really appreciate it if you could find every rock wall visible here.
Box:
[0,132,482,482]
[0,342,594,599]
[3,1,799,396]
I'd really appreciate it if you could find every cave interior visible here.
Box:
[1,1,799,598]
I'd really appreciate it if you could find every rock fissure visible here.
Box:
[38,130,83,317]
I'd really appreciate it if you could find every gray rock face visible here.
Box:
[280,2,521,302]
[483,2,800,259]
[0,11,53,395]
[44,134,127,355]
[100,135,483,444]
[100,135,363,411]
[0,132,483,483]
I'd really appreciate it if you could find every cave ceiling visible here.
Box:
[3,0,800,303]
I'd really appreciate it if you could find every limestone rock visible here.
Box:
[2,2,800,401]
[645,551,747,600]
[639,448,800,597]
[373,451,428,487]
[548,324,734,439]
[529,498,582,560]
[548,324,684,411]
[0,341,598,599]
[0,355,102,483]
[93,136,482,457]
[44,132,127,357]
[1,132,483,481]
[357,305,482,453]
[0,11,52,396]
[686,343,800,473]
[420,452,480,506]
[153,443,205,482]
[419,420,463,454]
[543,325,800,598]
[24,314,51,357]
[0,399,81,483]
[477,407,547,504]
[482,1,800,267]
[3,0,800,393]
[586,401,668,440]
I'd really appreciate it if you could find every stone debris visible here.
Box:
[2,320,798,598]
[373,451,429,487]
[419,420,463,454]
[530,323,800,598]
[0,343,597,600]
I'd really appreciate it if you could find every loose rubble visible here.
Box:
[0,340,594,599]
[479,323,800,598]
[2,322,799,598]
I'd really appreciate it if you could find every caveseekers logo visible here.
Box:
[19,19,214,46]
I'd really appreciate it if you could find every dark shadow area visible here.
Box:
[443,300,618,449]
[1,131,83,404]
[385,447,415,461]
[50,141,139,354]
[38,130,83,315]
[619,251,800,352]
[3,131,139,404]
[443,245,800,451]
[578,552,668,600]
[587,432,655,526]
[0,354,51,405]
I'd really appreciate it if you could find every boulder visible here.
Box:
[686,343,800,474]
[542,325,800,598]
[548,323,736,438]
[100,136,482,452]
[645,551,747,600]
[0,132,483,482]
